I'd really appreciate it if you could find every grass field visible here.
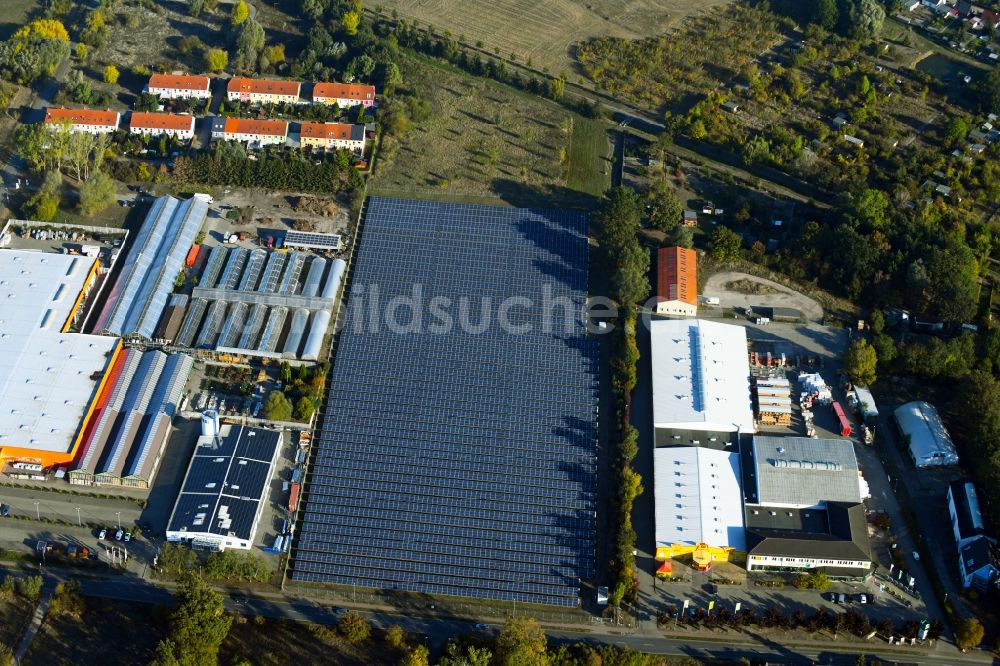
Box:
[371,0,732,78]
[0,595,33,653]
[0,0,40,41]
[371,54,610,207]
[221,616,401,666]
[23,598,166,666]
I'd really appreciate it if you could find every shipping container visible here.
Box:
[288,482,301,513]
[185,244,201,267]
[832,401,852,437]
[291,467,302,484]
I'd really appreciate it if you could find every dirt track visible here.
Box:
[703,271,824,321]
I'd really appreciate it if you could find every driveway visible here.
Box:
[703,271,824,321]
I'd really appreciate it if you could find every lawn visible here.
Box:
[221,615,402,666]
[371,53,610,207]
[22,598,167,666]
[0,0,39,41]
[369,0,730,78]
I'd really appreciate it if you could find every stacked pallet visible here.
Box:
[755,376,792,426]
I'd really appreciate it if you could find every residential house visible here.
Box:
[211,117,288,146]
[947,480,999,590]
[226,77,302,105]
[146,74,212,100]
[43,108,120,134]
[312,82,376,108]
[654,246,697,317]
[299,122,366,152]
[128,112,196,140]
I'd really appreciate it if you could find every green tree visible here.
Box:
[232,18,265,71]
[845,0,885,41]
[205,48,228,72]
[844,339,877,386]
[15,575,43,600]
[815,0,838,30]
[981,66,1000,114]
[293,396,315,422]
[77,171,116,216]
[153,574,233,666]
[646,181,682,233]
[673,226,695,249]
[341,10,360,35]
[385,624,407,650]
[400,646,430,666]
[102,64,119,84]
[494,616,548,666]
[230,0,249,26]
[708,226,742,262]
[438,642,493,666]
[871,334,896,368]
[263,390,292,421]
[188,0,205,17]
[945,117,969,144]
[956,617,984,651]
[26,169,62,221]
[337,611,370,644]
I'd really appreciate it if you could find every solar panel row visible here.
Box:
[291,197,598,607]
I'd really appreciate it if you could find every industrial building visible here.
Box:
[894,401,959,467]
[0,250,122,468]
[654,246,697,317]
[746,437,869,509]
[947,480,999,590]
[173,247,344,361]
[68,349,193,488]
[653,446,746,568]
[292,197,598,607]
[96,195,209,340]
[743,436,873,576]
[166,423,282,551]
[649,318,753,444]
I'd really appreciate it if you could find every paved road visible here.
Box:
[23,572,976,666]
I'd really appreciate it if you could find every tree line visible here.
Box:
[593,187,650,607]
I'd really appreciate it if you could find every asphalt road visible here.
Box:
[0,485,144,529]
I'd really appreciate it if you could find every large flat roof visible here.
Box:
[654,446,746,551]
[0,250,118,456]
[292,197,599,608]
[750,436,863,508]
[650,319,753,433]
[166,425,281,543]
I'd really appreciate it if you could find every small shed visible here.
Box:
[722,101,740,114]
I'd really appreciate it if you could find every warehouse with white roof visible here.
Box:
[649,318,754,442]
[747,436,869,509]
[653,446,746,564]
[0,250,121,467]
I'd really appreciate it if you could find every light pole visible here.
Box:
[75,507,81,526]
[33,501,39,520]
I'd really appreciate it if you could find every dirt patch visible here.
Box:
[704,271,823,321]
[725,278,777,295]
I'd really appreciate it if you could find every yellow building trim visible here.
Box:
[61,258,101,333]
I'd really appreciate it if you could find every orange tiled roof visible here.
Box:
[312,82,375,102]
[148,74,210,92]
[44,108,119,127]
[223,117,288,137]
[657,246,697,306]
[300,122,355,140]
[227,77,301,97]
[129,112,194,131]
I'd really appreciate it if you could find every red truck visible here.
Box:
[288,482,301,513]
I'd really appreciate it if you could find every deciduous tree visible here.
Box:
[205,48,228,72]
[102,64,119,84]
[341,11,360,36]
[230,0,249,26]
[153,574,232,666]
[843,339,877,386]
[494,616,548,666]
[77,170,116,216]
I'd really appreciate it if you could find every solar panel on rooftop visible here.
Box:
[291,197,598,608]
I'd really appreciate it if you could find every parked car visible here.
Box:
[98,528,107,540]
[474,624,490,630]
[856,594,869,604]
[704,582,719,594]
[0,504,9,517]
[912,551,921,561]
[115,528,124,541]
[335,608,350,616]
[123,532,131,543]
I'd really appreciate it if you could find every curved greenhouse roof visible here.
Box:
[894,401,958,468]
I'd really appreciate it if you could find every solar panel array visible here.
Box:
[292,197,598,608]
